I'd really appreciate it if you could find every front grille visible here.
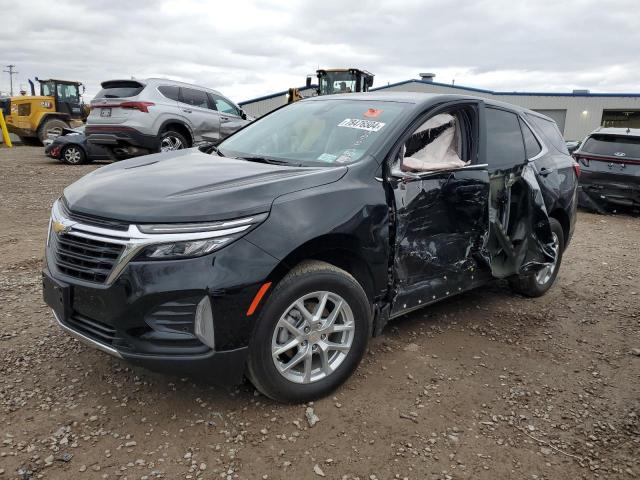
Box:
[52,232,124,283]
[66,313,117,345]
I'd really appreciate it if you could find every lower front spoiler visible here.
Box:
[52,310,249,385]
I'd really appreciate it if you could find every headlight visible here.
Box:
[141,238,231,259]
[134,213,267,261]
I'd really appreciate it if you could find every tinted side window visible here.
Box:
[180,88,210,109]
[158,86,180,101]
[525,114,569,154]
[211,94,241,116]
[519,118,542,159]
[486,108,525,169]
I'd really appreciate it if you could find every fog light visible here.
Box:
[194,296,215,349]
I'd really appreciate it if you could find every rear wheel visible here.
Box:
[509,218,564,297]
[247,261,371,403]
[61,145,87,165]
[159,130,187,152]
[38,118,68,143]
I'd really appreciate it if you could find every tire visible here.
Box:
[509,218,564,297]
[158,130,188,152]
[38,118,68,143]
[60,144,87,165]
[246,261,372,403]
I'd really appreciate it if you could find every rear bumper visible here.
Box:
[86,126,159,151]
[579,171,640,210]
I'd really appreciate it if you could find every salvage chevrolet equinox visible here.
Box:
[43,92,578,403]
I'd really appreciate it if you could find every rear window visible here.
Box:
[519,118,542,159]
[95,81,145,99]
[525,113,569,154]
[158,85,180,101]
[486,107,526,170]
[180,88,211,109]
[581,134,640,159]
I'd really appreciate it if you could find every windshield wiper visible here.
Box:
[239,156,301,167]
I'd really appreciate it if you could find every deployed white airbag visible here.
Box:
[403,114,467,171]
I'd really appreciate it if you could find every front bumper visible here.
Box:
[45,143,62,158]
[43,235,279,384]
[51,309,250,383]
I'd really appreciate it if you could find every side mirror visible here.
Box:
[241,110,247,120]
[82,85,86,93]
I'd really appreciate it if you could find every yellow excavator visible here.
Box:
[287,68,374,104]
[0,78,86,145]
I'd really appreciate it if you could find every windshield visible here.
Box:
[319,72,358,95]
[582,134,640,159]
[218,99,408,166]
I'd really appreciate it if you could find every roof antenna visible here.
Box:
[452,78,455,86]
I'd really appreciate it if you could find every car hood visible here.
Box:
[63,149,347,223]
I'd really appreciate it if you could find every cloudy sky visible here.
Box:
[1,0,638,103]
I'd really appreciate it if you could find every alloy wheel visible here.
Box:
[535,232,560,285]
[160,135,183,152]
[63,146,82,164]
[271,291,355,384]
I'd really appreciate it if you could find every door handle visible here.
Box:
[539,167,552,177]
[182,109,192,113]
[220,116,229,121]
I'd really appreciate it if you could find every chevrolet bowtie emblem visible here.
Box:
[52,220,71,234]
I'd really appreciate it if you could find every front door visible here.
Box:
[388,100,491,317]
[179,87,220,143]
[210,94,249,139]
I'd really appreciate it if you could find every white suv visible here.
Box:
[86,78,251,157]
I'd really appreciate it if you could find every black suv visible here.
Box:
[575,127,640,212]
[43,93,578,403]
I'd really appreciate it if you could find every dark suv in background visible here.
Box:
[86,78,251,158]
[574,127,640,212]
[43,92,578,403]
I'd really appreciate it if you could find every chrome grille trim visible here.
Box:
[48,200,259,285]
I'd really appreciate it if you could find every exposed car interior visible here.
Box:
[393,106,476,174]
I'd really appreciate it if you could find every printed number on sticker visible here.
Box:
[338,118,386,132]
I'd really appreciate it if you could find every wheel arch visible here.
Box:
[548,208,569,250]
[158,120,193,147]
[266,234,378,305]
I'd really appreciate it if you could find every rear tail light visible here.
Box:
[573,161,581,178]
[120,101,155,113]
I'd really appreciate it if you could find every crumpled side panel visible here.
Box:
[391,169,490,315]
[488,164,556,278]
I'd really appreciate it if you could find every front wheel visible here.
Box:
[247,261,371,403]
[509,218,564,297]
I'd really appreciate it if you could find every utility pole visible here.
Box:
[3,65,18,96]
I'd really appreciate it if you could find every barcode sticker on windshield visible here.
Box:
[338,118,386,132]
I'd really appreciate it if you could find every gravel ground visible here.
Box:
[1,146,639,480]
